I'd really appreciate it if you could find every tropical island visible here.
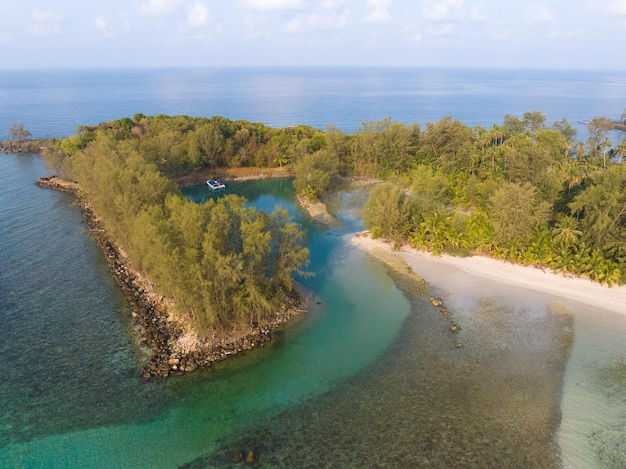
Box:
[18,110,626,379]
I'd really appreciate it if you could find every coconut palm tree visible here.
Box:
[615,139,626,164]
[552,215,582,248]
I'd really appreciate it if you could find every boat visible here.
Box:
[206,179,226,191]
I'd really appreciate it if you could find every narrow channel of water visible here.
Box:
[1,157,624,467]
[0,165,412,468]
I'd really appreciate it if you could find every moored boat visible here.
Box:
[206,179,226,191]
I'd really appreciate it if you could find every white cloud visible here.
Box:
[321,0,345,9]
[468,8,486,22]
[187,1,212,28]
[409,32,423,42]
[526,5,555,23]
[30,8,63,35]
[1,31,13,44]
[609,0,626,14]
[428,23,455,36]
[95,16,114,37]
[239,0,306,11]
[287,10,349,32]
[242,15,267,38]
[363,0,391,24]
[487,22,512,41]
[137,0,183,18]
[421,0,463,21]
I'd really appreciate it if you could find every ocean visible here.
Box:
[2,67,626,140]
[1,68,625,468]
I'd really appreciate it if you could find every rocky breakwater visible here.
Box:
[37,175,307,381]
[1,139,48,154]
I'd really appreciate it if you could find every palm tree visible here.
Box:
[595,261,621,286]
[418,208,451,254]
[527,225,552,265]
[552,215,582,248]
[464,212,494,254]
[615,139,626,164]
[600,137,612,170]
[273,152,288,168]
[549,245,576,274]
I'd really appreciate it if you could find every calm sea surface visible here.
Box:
[1,68,625,468]
[2,67,626,139]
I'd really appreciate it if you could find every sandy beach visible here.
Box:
[351,232,626,317]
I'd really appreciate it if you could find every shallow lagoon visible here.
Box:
[1,159,624,467]
[0,167,412,467]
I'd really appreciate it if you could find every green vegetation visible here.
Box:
[45,116,312,335]
[45,110,626,340]
[354,112,626,285]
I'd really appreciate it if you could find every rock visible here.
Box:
[429,297,443,307]
[183,362,198,372]
[168,358,180,366]
[229,451,244,463]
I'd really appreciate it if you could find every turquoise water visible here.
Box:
[2,66,626,466]
[0,158,410,467]
[2,157,625,468]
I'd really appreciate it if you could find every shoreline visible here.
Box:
[36,175,307,381]
[351,232,626,317]
[176,166,293,186]
[1,139,49,154]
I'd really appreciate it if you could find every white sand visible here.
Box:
[351,232,626,317]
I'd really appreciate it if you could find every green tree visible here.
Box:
[292,149,337,199]
[363,183,413,248]
[552,215,582,248]
[489,182,551,246]
[522,111,546,135]
[409,165,450,215]
[570,164,626,253]
[419,117,474,174]
[586,117,614,163]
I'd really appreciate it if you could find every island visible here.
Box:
[24,110,626,381]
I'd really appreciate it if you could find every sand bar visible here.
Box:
[351,232,626,317]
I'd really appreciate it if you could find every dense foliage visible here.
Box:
[46,110,626,334]
[46,117,312,335]
[355,112,626,285]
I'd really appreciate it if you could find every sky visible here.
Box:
[1,0,625,70]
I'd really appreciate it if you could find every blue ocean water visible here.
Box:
[2,67,625,139]
[1,68,625,468]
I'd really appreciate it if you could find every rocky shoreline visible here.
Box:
[1,139,48,154]
[36,175,307,381]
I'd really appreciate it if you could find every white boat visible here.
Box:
[206,179,226,191]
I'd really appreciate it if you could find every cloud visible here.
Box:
[487,22,512,41]
[30,8,63,35]
[428,23,455,36]
[187,1,212,29]
[239,0,306,11]
[526,5,555,23]
[409,32,423,42]
[287,10,350,32]
[321,0,345,8]
[468,8,486,22]
[242,15,267,39]
[137,0,183,18]
[609,0,626,14]
[1,31,13,44]
[363,0,391,24]
[95,16,114,37]
[421,0,463,21]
